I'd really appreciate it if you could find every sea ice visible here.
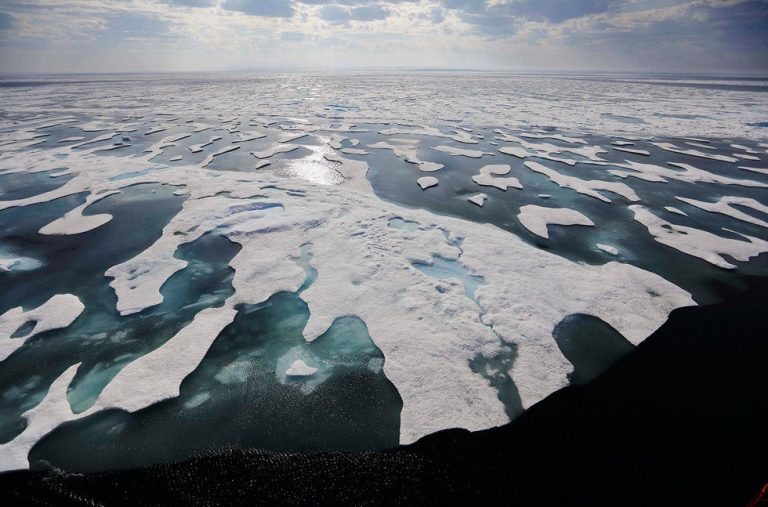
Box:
[201,144,240,167]
[279,132,308,143]
[517,205,595,239]
[664,206,688,216]
[468,193,487,207]
[651,142,738,163]
[496,132,606,164]
[0,295,85,362]
[497,146,530,159]
[232,131,266,143]
[518,132,587,145]
[39,190,120,235]
[675,196,768,228]
[596,244,619,255]
[739,166,768,176]
[733,153,761,161]
[0,143,698,451]
[630,205,768,270]
[524,161,639,203]
[432,145,494,158]
[70,133,118,149]
[380,126,479,144]
[730,143,760,154]
[608,160,766,187]
[0,364,79,471]
[367,139,443,171]
[613,146,650,156]
[189,136,222,153]
[57,136,85,143]
[285,359,318,377]
[472,164,522,191]
[417,176,438,189]
[251,144,299,159]
[87,305,238,414]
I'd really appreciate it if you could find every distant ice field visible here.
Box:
[0,73,766,473]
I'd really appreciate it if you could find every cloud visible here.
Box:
[221,0,296,18]
[317,3,392,23]
[505,0,615,23]
[0,12,16,31]
[281,30,305,41]
[160,0,215,7]
[0,0,765,73]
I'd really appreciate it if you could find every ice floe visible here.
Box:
[496,132,607,164]
[675,196,768,228]
[39,190,120,235]
[232,131,266,143]
[517,205,595,239]
[613,146,650,156]
[468,193,487,207]
[472,164,522,191]
[189,136,222,153]
[340,148,368,156]
[57,136,85,144]
[368,139,444,172]
[596,244,619,255]
[651,142,739,163]
[733,153,761,161]
[432,145,494,158]
[630,205,768,270]
[70,133,118,149]
[497,146,531,160]
[524,161,639,203]
[417,176,438,189]
[251,143,299,159]
[380,126,479,144]
[201,144,239,167]
[285,359,318,377]
[608,160,766,187]
[518,132,587,145]
[739,166,768,176]
[0,295,85,362]
[731,143,760,154]
[665,206,688,216]
[279,132,308,143]
[87,305,238,414]
[0,364,79,471]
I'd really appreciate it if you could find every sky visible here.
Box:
[0,0,766,74]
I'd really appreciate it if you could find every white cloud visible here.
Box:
[0,0,765,72]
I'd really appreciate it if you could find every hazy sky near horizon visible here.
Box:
[0,0,766,74]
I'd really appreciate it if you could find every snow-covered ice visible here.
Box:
[524,161,639,203]
[472,164,522,191]
[517,205,595,239]
[0,295,85,362]
[468,193,488,207]
[285,359,318,377]
[630,205,768,270]
[417,176,439,189]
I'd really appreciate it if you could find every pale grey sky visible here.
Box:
[0,0,766,74]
